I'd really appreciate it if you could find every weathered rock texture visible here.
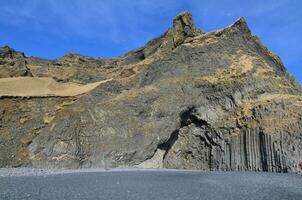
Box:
[0,12,301,172]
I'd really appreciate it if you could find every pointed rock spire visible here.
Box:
[171,11,203,46]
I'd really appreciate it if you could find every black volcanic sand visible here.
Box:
[0,169,302,200]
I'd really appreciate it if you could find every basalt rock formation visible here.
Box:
[0,12,301,172]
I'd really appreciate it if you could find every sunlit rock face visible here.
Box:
[0,12,301,172]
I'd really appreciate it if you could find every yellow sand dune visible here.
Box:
[0,77,112,97]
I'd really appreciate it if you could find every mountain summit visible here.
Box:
[0,12,301,172]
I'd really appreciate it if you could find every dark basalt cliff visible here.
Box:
[0,12,301,172]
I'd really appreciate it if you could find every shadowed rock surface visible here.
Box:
[0,12,301,172]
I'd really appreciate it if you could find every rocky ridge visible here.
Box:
[0,12,301,172]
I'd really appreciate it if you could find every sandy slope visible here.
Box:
[0,77,111,97]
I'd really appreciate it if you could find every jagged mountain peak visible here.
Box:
[228,16,251,34]
[0,45,25,59]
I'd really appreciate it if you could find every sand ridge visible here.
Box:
[0,77,112,97]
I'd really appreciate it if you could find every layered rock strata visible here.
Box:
[0,12,301,172]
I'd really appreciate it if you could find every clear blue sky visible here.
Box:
[0,0,301,84]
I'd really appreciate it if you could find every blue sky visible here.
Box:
[0,0,301,84]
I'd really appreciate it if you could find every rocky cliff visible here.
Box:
[0,12,301,172]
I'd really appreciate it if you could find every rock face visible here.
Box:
[0,12,301,172]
